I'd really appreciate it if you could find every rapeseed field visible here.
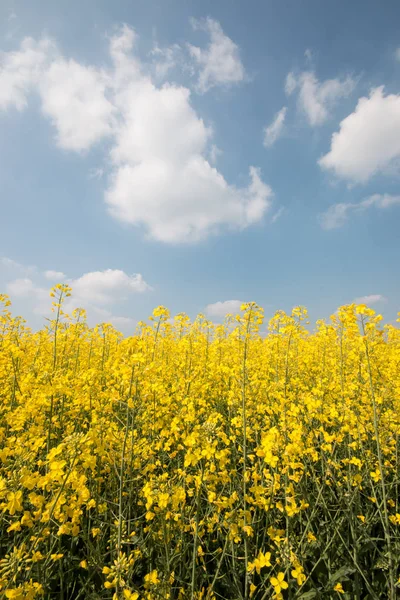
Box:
[0,285,399,599]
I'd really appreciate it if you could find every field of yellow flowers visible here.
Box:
[0,285,399,599]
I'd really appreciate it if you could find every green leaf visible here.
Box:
[329,565,356,584]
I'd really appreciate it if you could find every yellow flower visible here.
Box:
[91,528,100,538]
[370,469,381,483]
[247,551,272,574]
[389,513,400,525]
[291,566,306,585]
[58,523,72,536]
[0,294,400,599]
[123,591,139,600]
[21,511,33,528]
[357,515,366,523]
[270,572,288,594]
[5,590,24,599]
[334,582,345,594]
[31,551,44,562]
[50,553,63,561]
[5,491,23,515]
[144,570,159,585]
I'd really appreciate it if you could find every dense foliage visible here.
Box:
[0,286,399,599]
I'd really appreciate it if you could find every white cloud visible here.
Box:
[285,72,297,96]
[0,25,274,244]
[107,160,272,243]
[209,144,222,164]
[263,106,287,147]
[299,72,355,126]
[0,37,52,110]
[107,315,136,329]
[358,193,400,209]
[39,58,115,152]
[149,43,182,80]
[6,278,49,315]
[6,277,36,296]
[286,71,355,126]
[90,305,136,332]
[319,87,400,183]
[206,299,244,318]
[68,268,152,306]
[353,294,387,305]
[188,17,245,93]
[0,38,52,110]
[319,193,400,229]
[1,256,36,274]
[4,262,152,327]
[44,270,66,280]
[0,36,114,151]
[2,259,65,282]
[1,256,22,269]
[105,28,272,243]
[319,203,351,230]
[64,268,151,330]
[395,48,400,61]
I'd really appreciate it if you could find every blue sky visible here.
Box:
[1,0,399,331]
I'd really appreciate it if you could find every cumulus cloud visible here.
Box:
[6,277,37,297]
[0,37,53,110]
[44,270,66,280]
[319,87,400,183]
[188,17,246,93]
[68,269,151,305]
[6,278,49,315]
[107,161,272,243]
[206,299,245,318]
[319,193,400,229]
[39,59,115,151]
[4,262,151,329]
[209,144,222,164]
[286,71,356,126]
[353,294,387,305]
[0,24,273,244]
[105,27,272,243]
[64,268,151,330]
[263,106,286,147]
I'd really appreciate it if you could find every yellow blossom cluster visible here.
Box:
[0,288,399,598]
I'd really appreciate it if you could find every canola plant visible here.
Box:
[0,286,399,599]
